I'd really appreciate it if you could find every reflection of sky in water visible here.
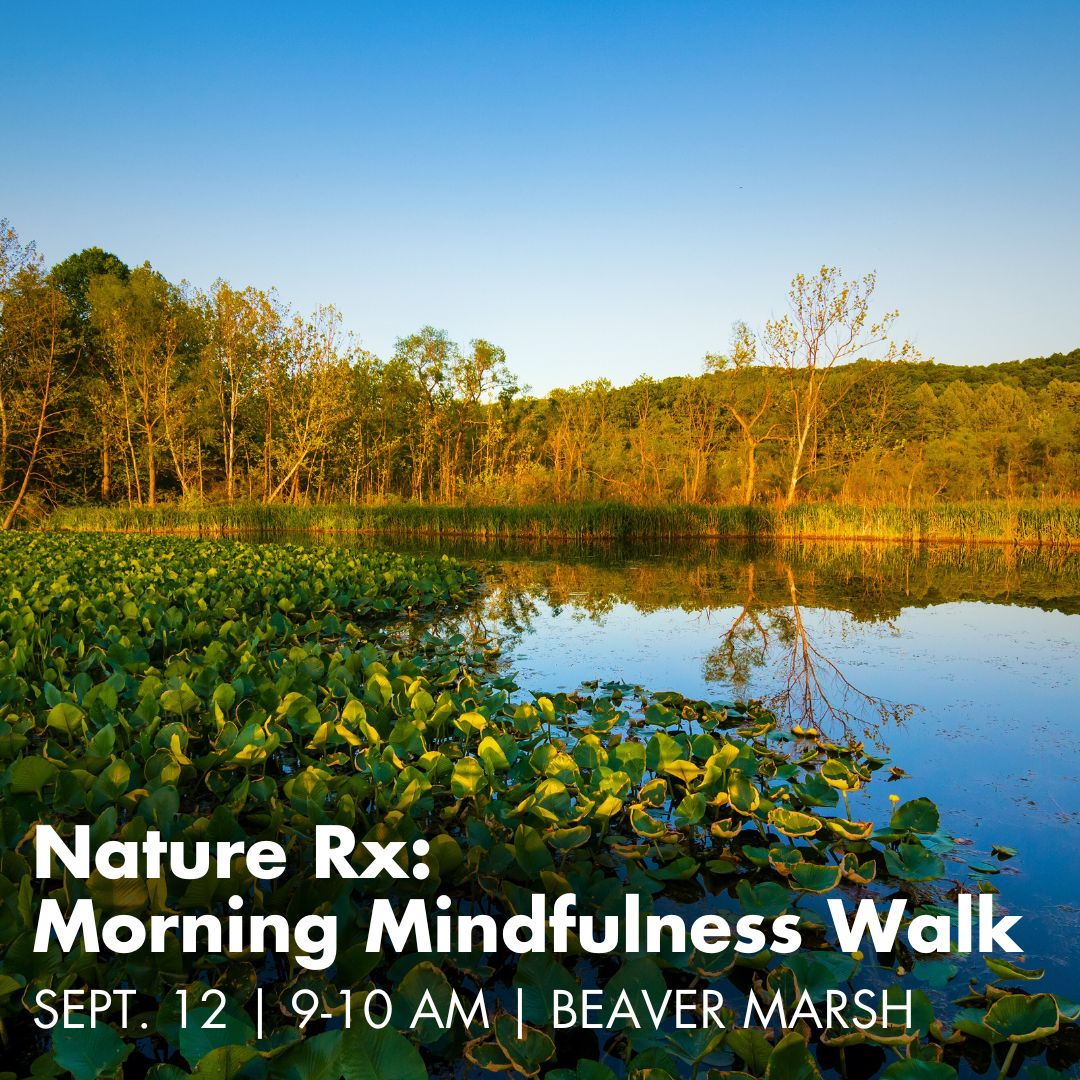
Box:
[475,588,1080,990]
[277,532,1080,993]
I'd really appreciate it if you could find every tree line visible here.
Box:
[0,217,1076,527]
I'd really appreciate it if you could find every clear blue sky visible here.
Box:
[3,1,1077,394]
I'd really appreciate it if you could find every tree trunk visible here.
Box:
[744,442,757,504]
[785,423,811,507]
[146,434,157,508]
[0,387,8,496]
[2,362,54,530]
[101,433,111,501]
[225,408,236,504]
[265,455,305,504]
[165,421,190,498]
[125,417,142,505]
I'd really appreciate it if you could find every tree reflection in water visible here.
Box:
[705,563,912,749]
[379,538,1079,751]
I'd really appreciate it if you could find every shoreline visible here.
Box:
[44,524,1080,550]
[43,501,1080,550]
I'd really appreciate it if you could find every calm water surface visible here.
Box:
[369,537,1080,995]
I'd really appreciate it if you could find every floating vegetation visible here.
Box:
[0,533,1075,1078]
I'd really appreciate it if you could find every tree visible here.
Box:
[202,282,282,503]
[264,306,353,503]
[547,380,615,501]
[48,247,130,323]
[0,219,38,295]
[673,375,720,501]
[393,326,455,502]
[366,356,420,500]
[49,247,131,500]
[89,265,190,507]
[0,262,74,527]
[762,268,918,506]
[422,337,516,502]
[445,338,517,500]
[0,221,37,503]
[624,376,666,499]
[706,321,778,504]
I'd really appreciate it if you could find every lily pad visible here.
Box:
[984,993,1060,1042]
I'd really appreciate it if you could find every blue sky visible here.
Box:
[3,1,1077,393]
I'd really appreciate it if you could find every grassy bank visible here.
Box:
[47,499,1080,545]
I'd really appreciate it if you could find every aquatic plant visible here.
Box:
[47,500,1080,548]
[0,533,1074,1078]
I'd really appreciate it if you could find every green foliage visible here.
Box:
[47,246,131,324]
[49,499,1080,546]
[0,532,1073,1078]
[3,213,1079,520]
[900,349,1080,394]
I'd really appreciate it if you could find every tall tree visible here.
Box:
[674,375,721,502]
[49,247,131,499]
[762,268,917,506]
[202,282,282,503]
[393,326,455,502]
[0,221,36,501]
[89,265,189,507]
[445,338,517,500]
[265,306,353,503]
[49,247,131,323]
[706,321,778,504]
[0,262,74,527]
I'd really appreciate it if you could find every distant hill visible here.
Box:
[901,348,1080,391]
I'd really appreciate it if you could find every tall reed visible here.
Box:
[47,501,1080,546]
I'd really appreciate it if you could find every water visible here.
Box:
[371,536,1080,997]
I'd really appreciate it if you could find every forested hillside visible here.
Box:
[898,350,1079,392]
[1,218,1077,526]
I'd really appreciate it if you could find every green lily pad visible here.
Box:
[46,702,85,737]
[985,956,1045,982]
[790,862,843,893]
[883,842,945,882]
[451,756,487,797]
[493,1014,556,1076]
[736,879,791,918]
[984,993,1060,1042]
[727,769,760,815]
[763,1032,821,1080]
[342,1015,427,1080]
[10,756,58,796]
[674,792,707,827]
[52,1023,132,1080]
[768,807,821,837]
[889,797,940,834]
[881,1061,957,1079]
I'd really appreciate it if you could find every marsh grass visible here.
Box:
[48,500,1080,546]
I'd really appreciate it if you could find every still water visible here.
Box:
[368,536,1080,995]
